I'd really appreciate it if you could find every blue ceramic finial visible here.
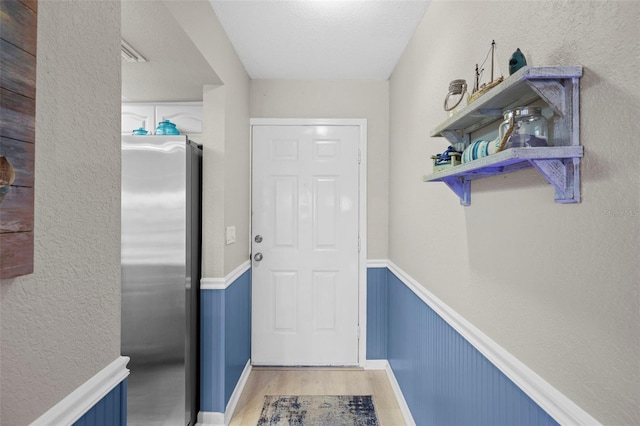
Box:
[509,48,527,75]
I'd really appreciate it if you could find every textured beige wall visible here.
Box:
[389,1,639,424]
[222,64,251,276]
[201,84,226,277]
[0,1,122,424]
[164,1,251,277]
[250,80,390,259]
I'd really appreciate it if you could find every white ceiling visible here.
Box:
[209,0,431,80]
[121,0,430,101]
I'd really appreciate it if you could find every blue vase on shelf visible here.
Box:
[155,120,180,135]
[509,48,527,75]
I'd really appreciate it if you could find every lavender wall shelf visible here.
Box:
[425,66,583,206]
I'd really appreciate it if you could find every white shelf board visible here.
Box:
[430,66,583,138]
[423,147,583,182]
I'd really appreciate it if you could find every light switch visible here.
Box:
[226,226,236,245]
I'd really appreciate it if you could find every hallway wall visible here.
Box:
[164,0,251,278]
[0,1,122,424]
[388,1,640,424]
[368,265,562,425]
[250,80,390,259]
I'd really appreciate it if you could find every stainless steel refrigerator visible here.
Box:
[121,135,202,426]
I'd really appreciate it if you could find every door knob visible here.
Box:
[253,252,263,262]
[254,235,263,243]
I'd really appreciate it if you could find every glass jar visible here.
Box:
[506,106,548,148]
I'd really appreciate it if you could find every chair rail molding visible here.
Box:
[201,260,251,290]
[30,356,130,426]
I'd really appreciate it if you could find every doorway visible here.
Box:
[250,119,367,366]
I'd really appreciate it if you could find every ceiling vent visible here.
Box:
[121,39,147,63]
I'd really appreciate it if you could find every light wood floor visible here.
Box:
[229,367,406,426]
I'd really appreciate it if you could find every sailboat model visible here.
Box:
[468,40,504,104]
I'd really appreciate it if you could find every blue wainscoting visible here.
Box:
[368,267,558,426]
[72,379,127,426]
[224,270,252,405]
[201,269,251,413]
[366,267,388,360]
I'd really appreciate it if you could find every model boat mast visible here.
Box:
[469,40,503,104]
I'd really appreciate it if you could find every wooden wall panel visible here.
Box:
[0,89,36,142]
[0,1,37,55]
[0,0,37,279]
[0,186,34,233]
[0,137,34,187]
[18,0,38,14]
[1,39,37,98]
[0,232,34,277]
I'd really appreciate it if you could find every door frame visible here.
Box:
[249,118,368,366]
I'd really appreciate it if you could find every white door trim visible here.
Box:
[249,118,367,366]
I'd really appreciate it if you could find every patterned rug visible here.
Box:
[257,395,379,426]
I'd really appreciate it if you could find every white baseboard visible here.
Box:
[197,411,224,426]
[381,360,416,426]
[365,358,415,424]
[225,360,252,425]
[363,359,388,370]
[197,360,252,426]
[31,356,130,426]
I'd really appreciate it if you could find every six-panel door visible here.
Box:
[251,125,360,365]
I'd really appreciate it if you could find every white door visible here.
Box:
[252,124,360,366]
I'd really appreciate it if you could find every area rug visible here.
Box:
[257,395,379,426]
